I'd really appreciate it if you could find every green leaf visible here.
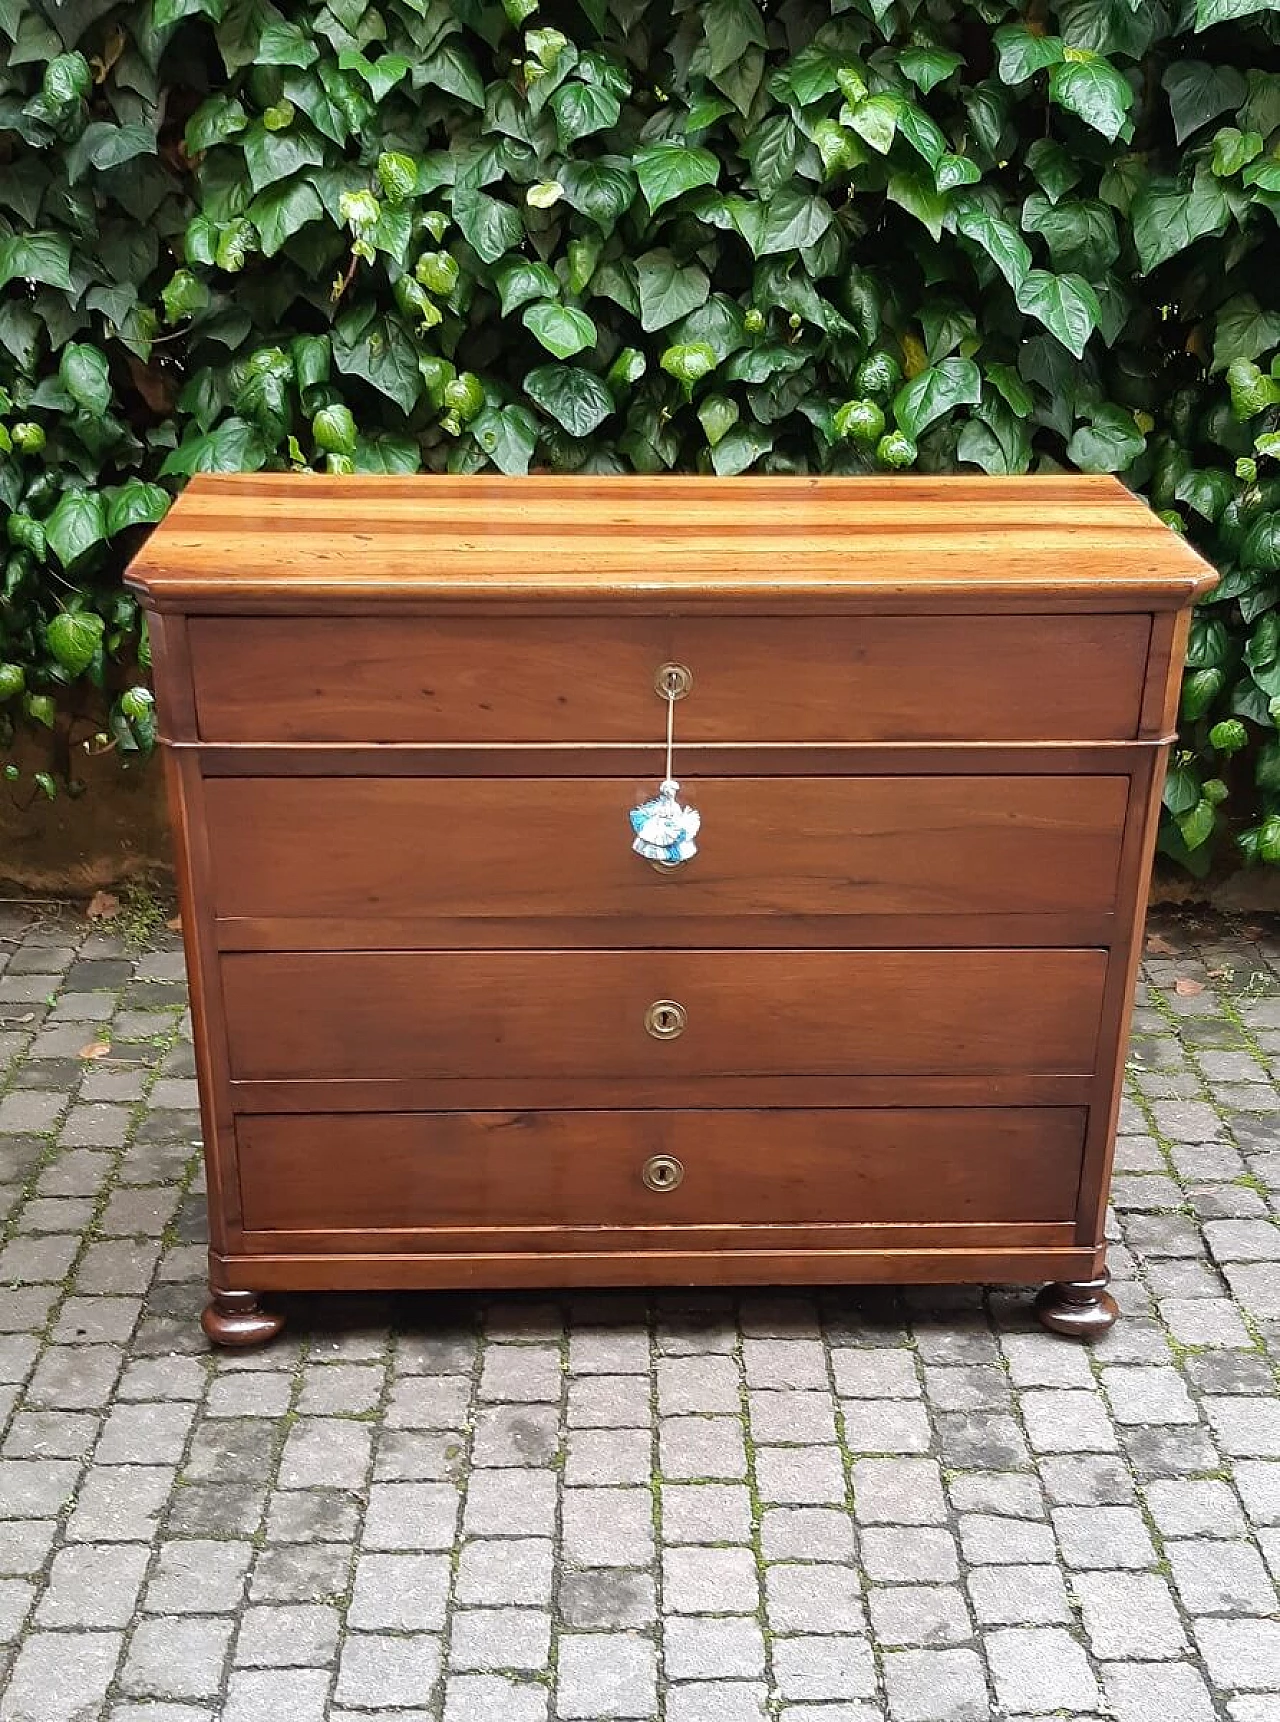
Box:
[703,0,766,77]
[634,143,720,215]
[45,610,104,677]
[1131,173,1230,273]
[1214,296,1280,372]
[896,104,948,171]
[523,302,597,359]
[635,250,710,332]
[892,357,981,441]
[886,171,948,241]
[550,79,621,146]
[1163,61,1247,145]
[899,46,962,94]
[848,94,901,155]
[495,259,560,316]
[1015,269,1101,358]
[106,481,169,536]
[558,158,635,229]
[955,200,1032,291]
[248,176,324,257]
[993,26,1064,85]
[45,493,106,570]
[710,422,773,476]
[0,231,71,293]
[59,344,110,417]
[257,19,318,66]
[185,93,249,155]
[1196,0,1274,27]
[523,364,614,436]
[1026,138,1082,203]
[660,342,717,389]
[756,189,832,256]
[1178,797,1216,851]
[1067,403,1146,472]
[420,42,484,107]
[160,417,269,477]
[472,403,538,474]
[1211,126,1264,178]
[338,49,411,103]
[333,313,420,412]
[936,154,981,192]
[957,396,1033,474]
[1021,194,1119,275]
[1049,57,1134,143]
[698,393,739,447]
[242,121,325,195]
[351,431,422,474]
[452,186,524,264]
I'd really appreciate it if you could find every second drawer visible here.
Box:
[222,948,1107,1083]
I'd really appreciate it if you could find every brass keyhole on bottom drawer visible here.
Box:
[644,999,687,1039]
[642,1154,684,1193]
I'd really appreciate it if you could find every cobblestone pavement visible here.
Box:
[0,899,1278,1722]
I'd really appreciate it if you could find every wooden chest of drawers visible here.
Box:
[126,473,1215,1346]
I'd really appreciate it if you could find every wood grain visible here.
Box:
[204,774,1130,925]
[189,614,1151,744]
[125,473,1217,609]
[235,1107,1088,1233]
[221,948,1106,1083]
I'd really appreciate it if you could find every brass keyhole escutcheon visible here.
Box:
[644,999,687,1040]
[655,662,692,701]
[642,1154,684,1193]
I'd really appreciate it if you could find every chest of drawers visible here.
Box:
[125,473,1215,1346]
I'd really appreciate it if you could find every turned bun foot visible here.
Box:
[201,1290,284,1348]
[1034,1271,1118,1340]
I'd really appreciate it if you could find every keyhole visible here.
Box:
[641,1154,685,1192]
[655,663,692,700]
[645,999,687,1040]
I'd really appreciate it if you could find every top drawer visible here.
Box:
[188,614,1152,744]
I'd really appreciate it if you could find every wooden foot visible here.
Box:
[201,1290,284,1348]
[1034,1271,1118,1340]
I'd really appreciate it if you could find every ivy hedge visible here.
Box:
[1,0,1279,867]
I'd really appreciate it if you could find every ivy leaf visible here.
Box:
[257,19,318,66]
[523,364,614,436]
[1131,173,1230,273]
[1163,61,1247,144]
[59,344,111,417]
[420,43,485,107]
[1049,57,1134,143]
[899,46,963,94]
[993,26,1065,84]
[1016,269,1101,357]
[1026,138,1082,203]
[523,302,597,358]
[886,171,948,241]
[333,313,420,412]
[937,154,981,192]
[757,189,832,256]
[0,231,72,292]
[249,176,324,256]
[1066,402,1147,471]
[635,250,710,332]
[45,610,105,675]
[185,93,249,154]
[453,185,524,264]
[892,357,981,440]
[1213,296,1280,371]
[495,259,560,315]
[550,79,621,145]
[45,493,107,570]
[634,142,720,214]
[472,402,538,474]
[955,200,1032,291]
[105,481,169,537]
[160,417,269,476]
[958,396,1033,473]
[1196,0,1273,26]
[710,422,773,476]
[351,431,422,473]
[337,49,412,102]
[559,158,636,230]
[241,121,325,195]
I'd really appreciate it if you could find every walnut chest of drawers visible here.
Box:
[125,472,1215,1346]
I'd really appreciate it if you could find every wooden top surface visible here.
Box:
[126,473,1217,611]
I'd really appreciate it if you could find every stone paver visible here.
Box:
[0,901,1277,1718]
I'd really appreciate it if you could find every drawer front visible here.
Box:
[222,949,1106,1082]
[189,614,1151,743]
[206,775,1129,926]
[236,1107,1088,1233]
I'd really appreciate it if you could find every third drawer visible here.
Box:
[222,947,1107,1084]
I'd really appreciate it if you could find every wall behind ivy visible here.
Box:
[1,0,1279,871]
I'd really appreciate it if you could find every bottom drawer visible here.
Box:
[236,1108,1086,1236]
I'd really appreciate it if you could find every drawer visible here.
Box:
[206,775,1129,929]
[222,949,1106,1082]
[189,614,1151,743]
[236,1107,1088,1233]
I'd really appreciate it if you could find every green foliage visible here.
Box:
[1,0,1279,867]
